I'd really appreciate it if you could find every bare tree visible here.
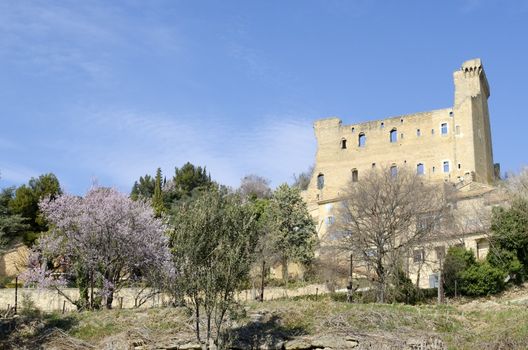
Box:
[333,166,448,303]
[238,174,272,200]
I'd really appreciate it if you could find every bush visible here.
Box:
[459,262,506,296]
[443,246,476,296]
[487,248,523,284]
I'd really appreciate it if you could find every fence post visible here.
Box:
[62,300,66,314]
[14,277,18,315]
[119,297,123,309]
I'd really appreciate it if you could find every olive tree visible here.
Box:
[169,187,259,348]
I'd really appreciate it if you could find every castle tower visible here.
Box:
[452,59,495,184]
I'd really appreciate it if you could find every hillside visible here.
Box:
[2,285,528,350]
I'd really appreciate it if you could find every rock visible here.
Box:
[178,342,203,350]
[284,338,313,350]
[311,335,359,349]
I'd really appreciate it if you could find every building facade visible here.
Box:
[301,59,500,288]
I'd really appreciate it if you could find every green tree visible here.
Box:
[169,187,258,347]
[152,168,165,217]
[443,246,476,296]
[172,162,212,199]
[8,173,61,243]
[268,183,317,282]
[130,174,155,201]
[0,187,29,246]
[490,199,528,278]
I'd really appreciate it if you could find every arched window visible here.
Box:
[351,169,358,182]
[390,165,398,177]
[380,122,385,129]
[443,161,450,173]
[358,133,366,147]
[417,129,421,136]
[390,128,398,143]
[317,174,325,189]
[341,138,347,149]
[417,163,425,175]
[441,123,448,135]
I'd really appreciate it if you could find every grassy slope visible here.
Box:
[3,293,528,349]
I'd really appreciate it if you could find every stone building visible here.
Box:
[301,59,500,288]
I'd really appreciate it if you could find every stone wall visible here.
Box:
[0,284,330,312]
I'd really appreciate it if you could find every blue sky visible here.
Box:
[1,0,527,194]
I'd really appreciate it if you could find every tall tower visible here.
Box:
[453,58,495,184]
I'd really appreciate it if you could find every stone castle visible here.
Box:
[301,59,500,288]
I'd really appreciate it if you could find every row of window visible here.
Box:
[341,123,453,149]
[316,161,458,189]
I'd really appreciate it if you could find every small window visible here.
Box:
[443,161,450,173]
[351,127,355,133]
[432,166,436,173]
[317,174,325,189]
[431,128,435,135]
[417,163,425,175]
[380,122,385,129]
[326,216,335,227]
[351,169,358,182]
[429,273,439,288]
[417,129,421,136]
[358,133,366,147]
[401,133,404,139]
[449,111,454,117]
[413,249,425,263]
[441,123,448,135]
[372,163,376,168]
[400,118,404,123]
[341,139,347,149]
[435,246,445,260]
[390,128,398,143]
[455,125,460,135]
[458,163,461,169]
[390,165,398,177]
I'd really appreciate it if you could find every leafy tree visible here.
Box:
[268,183,317,282]
[443,246,476,296]
[459,262,506,296]
[8,173,62,243]
[169,187,258,347]
[334,166,448,303]
[21,187,170,310]
[490,198,528,278]
[130,174,155,201]
[0,187,29,245]
[172,162,212,199]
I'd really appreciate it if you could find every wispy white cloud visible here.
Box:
[43,108,315,192]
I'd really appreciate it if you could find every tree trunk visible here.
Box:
[106,290,114,309]
[282,257,288,283]
[260,260,266,302]
[195,301,201,343]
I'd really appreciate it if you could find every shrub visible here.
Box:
[443,246,476,296]
[459,262,506,296]
[486,248,523,284]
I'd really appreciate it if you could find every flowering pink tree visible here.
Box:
[21,187,171,310]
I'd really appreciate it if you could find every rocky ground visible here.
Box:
[1,285,528,350]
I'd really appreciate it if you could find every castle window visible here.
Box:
[443,161,450,173]
[341,139,347,149]
[400,118,404,123]
[431,128,435,135]
[390,128,398,143]
[352,169,358,182]
[417,129,421,136]
[441,123,448,135]
[351,127,355,133]
[417,163,425,175]
[456,125,460,135]
[372,163,376,168]
[458,163,461,169]
[317,174,325,189]
[380,122,385,129]
[358,133,366,147]
[449,111,454,117]
[401,133,404,139]
[413,249,425,263]
[432,166,436,173]
[390,165,398,177]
